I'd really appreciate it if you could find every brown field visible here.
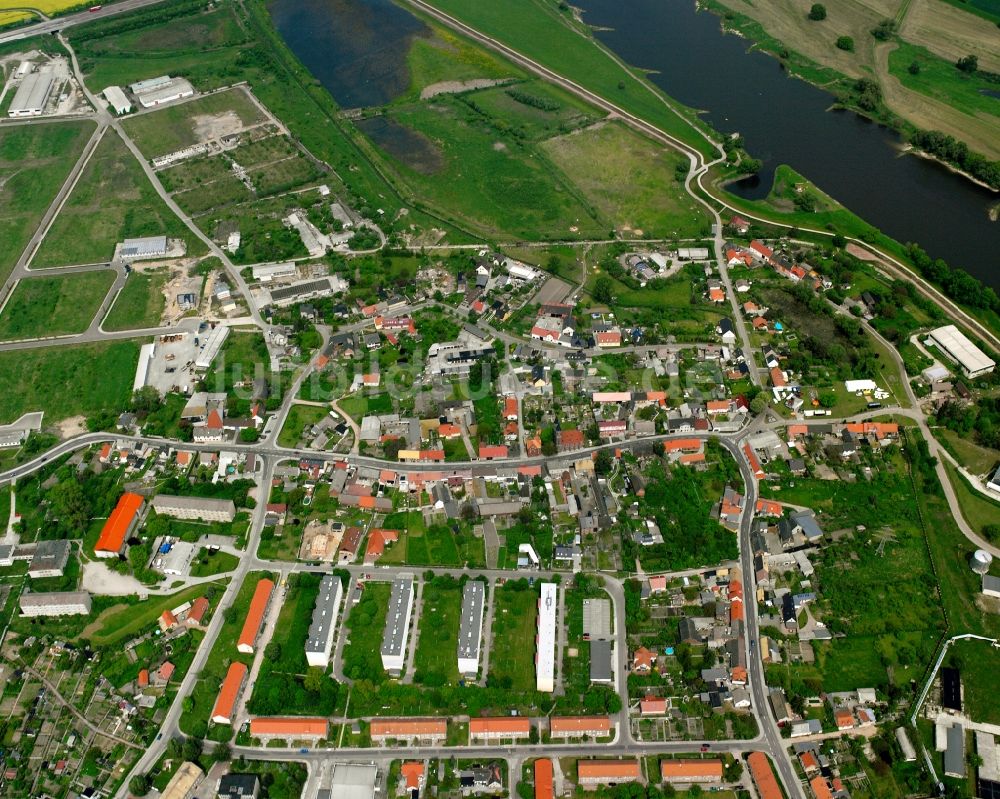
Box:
[898,0,1000,73]
[874,42,1000,160]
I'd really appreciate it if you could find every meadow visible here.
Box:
[0,339,140,424]
[0,271,113,340]
[341,582,392,681]
[413,576,465,686]
[102,268,167,330]
[488,581,538,692]
[277,404,329,448]
[0,120,95,282]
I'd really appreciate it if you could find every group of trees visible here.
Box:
[908,130,1000,190]
[905,242,1000,313]
[935,396,1000,450]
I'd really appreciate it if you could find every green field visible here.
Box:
[948,638,1000,725]
[469,80,600,141]
[189,548,239,577]
[365,97,603,239]
[413,577,465,686]
[0,339,140,425]
[88,583,217,648]
[542,121,710,238]
[102,268,168,330]
[33,130,200,267]
[0,271,114,340]
[278,404,330,448]
[889,42,1000,123]
[938,429,1000,475]
[341,582,392,681]
[420,0,717,159]
[378,512,486,568]
[0,120,95,283]
[488,582,539,692]
[123,88,266,157]
[401,26,519,101]
[943,462,1000,537]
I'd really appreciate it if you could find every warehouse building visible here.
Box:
[194,325,230,370]
[102,85,131,115]
[237,578,275,654]
[8,69,54,117]
[305,574,343,668]
[20,590,92,617]
[589,639,614,685]
[94,492,145,557]
[369,718,447,744]
[151,494,237,522]
[577,760,640,787]
[381,576,414,673]
[536,582,557,692]
[132,75,194,108]
[119,235,168,260]
[457,580,485,676]
[249,716,328,743]
[268,277,347,307]
[928,324,995,378]
[211,661,248,725]
[252,262,297,282]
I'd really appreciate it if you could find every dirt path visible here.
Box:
[419,78,512,100]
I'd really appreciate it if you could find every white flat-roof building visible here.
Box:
[457,580,485,676]
[305,574,343,668]
[151,494,237,522]
[252,262,297,283]
[677,248,710,260]
[20,591,91,617]
[133,342,155,391]
[380,577,414,673]
[9,69,54,117]
[330,764,378,799]
[194,325,230,370]
[134,76,194,108]
[103,85,132,115]
[928,324,995,378]
[120,235,168,260]
[537,582,557,693]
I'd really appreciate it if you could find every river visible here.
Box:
[267,0,999,289]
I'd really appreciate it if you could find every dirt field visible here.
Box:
[874,42,1000,160]
[898,0,1000,73]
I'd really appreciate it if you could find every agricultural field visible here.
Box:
[0,120,95,282]
[32,130,200,267]
[413,576,466,686]
[0,339,140,425]
[0,270,113,340]
[488,581,539,692]
[542,121,710,238]
[123,88,266,157]
[469,80,601,141]
[0,0,87,14]
[899,0,1000,73]
[102,268,167,330]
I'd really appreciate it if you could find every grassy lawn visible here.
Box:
[937,429,1000,475]
[0,120,95,283]
[421,0,717,159]
[102,268,168,330]
[123,88,266,157]
[942,461,1000,537]
[0,271,114,340]
[278,404,329,448]
[413,577,464,686]
[32,129,202,267]
[541,121,710,238]
[379,512,485,568]
[365,97,603,240]
[341,582,392,681]
[948,638,1000,725]
[0,339,140,425]
[888,41,1000,123]
[469,80,599,141]
[489,582,538,692]
[179,571,274,740]
[88,583,219,648]
[189,548,239,577]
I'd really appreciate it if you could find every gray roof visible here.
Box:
[305,575,343,656]
[791,510,824,540]
[457,580,486,666]
[582,598,612,640]
[589,639,613,683]
[380,577,413,660]
[28,539,70,575]
[944,724,966,778]
[151,494,237,518]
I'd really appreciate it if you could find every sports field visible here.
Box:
[0,270,114,340]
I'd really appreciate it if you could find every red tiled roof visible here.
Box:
[250,717,328,737]
[238,578,274,652]
[402,762,424,790]
[95,493,144,554]
[212,661,248,724]
[187,596,210,624]
[578,761,640,780]
[549,716,610,734]
[535,759,553,799]
[479,445,508,459]
[470,717,530,735]
[748,752,782,799]
[660,761,723,780]
[370,718,447,737]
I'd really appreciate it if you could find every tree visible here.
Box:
[908,60,921,75]
[740,157,763,175]
[808,4,826,20]
[750,394,768,415]
[594,448,613,475]
[870,18,895,40]
[957,54,978,73]
[129,774,152,796]
[836,36,855,51]
[304,667,325,693]
[593,276,614,304]
[211,742,231,763]
[130,386,162,415]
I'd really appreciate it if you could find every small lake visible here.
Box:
[572,0,999,289]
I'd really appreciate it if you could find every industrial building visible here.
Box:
[928,324,995,378]
[329,764,378,799]
[102,85,131,115]
[589,640,614,684]
[945,723,966,779]
[151,494,237,522]
[305,574,343,668]
[19,590,92,617]
[237,578,275,654]
[252,262,297,282]
[194,325,230,370]
[8,69,54,117]
[131,75,194,108]
[380,577,414,672]
[119,235,168,260]
[536,582,557,692]
[211,661,248,725]
[94,492,145,557]
[268,277,346,308]
[457,580,485,676]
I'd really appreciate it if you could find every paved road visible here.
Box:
[0,0,169,44]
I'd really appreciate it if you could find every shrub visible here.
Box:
[808,4,827,20]
[836,36,855,52]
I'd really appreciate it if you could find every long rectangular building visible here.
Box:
[305,574,343,668]
[9,69,54,117]
[151,494,237,522]
[95,493,145,557]
[381,577,414,672]
[20,591,91,617]
[457,580,485,676]
[469,717,530,742]
[536,582,557,692]
[249,717,328,742]
[929,324,995,378]
[211,661,248,725]
[577,760,640,786]
[237,577,274,654]
[370,718,446,743]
